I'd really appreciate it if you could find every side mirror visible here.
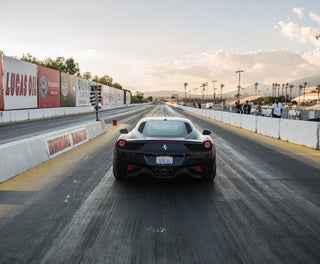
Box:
[202,130,211,135]
[120,128,128,134]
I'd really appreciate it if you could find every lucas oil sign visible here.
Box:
[3,56,37,110]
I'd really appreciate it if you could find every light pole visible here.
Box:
[235,70,244,97]
[212,80,217,103]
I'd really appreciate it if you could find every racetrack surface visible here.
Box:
[0,103,319,264]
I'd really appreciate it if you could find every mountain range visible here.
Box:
[143,73,320,99]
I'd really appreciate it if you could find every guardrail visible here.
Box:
[177,105,320,150]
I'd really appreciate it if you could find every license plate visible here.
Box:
[156,156,173,165]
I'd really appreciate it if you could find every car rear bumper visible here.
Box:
[114,150,215,179]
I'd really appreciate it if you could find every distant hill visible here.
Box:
[143,74,320,99]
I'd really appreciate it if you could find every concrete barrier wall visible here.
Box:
[256,117,280,138]
[0,104,149,124]
[230,113,241,127]
[221,112,231,124]
[279,119,319,149]
[241,115,256,132]
[0,121,106,183]
[176,105,320,150]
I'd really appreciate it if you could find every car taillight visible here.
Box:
[117,139,127,148]
[203,140,212,150]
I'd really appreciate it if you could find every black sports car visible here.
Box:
[113,117,216,181]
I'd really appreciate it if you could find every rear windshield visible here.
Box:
[140,121,190,137]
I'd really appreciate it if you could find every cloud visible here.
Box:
[309,12,320,24]
[277,20,320,45]
[139,49,320,92]
[293,7,304,19]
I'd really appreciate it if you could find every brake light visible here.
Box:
[195,166,202,172]
[117,139,127,148]
[127,165,134,170]
[203,140,213,150]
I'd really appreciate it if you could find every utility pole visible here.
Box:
[235,70,244,97]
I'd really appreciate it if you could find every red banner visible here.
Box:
[38,66,60,108]
[0,54,3,110]
[71,129,87,145]
[47,135,72,156]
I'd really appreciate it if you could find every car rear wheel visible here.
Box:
[113,163,127,180]
[202,158,216,182]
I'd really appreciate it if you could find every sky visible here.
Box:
[1,0,320,95]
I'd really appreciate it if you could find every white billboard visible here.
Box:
[75,77,90,106]
[101,85,109,106]
[3,56,37,110]
[126,91,131,104]
[108,86,116,104]
[115,89,124,104]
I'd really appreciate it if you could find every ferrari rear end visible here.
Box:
[113,138,216,180]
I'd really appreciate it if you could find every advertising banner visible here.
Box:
[0,54,3,110]
[127,91,131,104]
[76,77,90,106]
[3,56,37,110]
[116,89,124,104]
[108,86,116,105]
[60,72,76,107]
[101,85,109,106]
[38,66,60,108]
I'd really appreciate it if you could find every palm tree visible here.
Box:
[272,83,275,96]
[184,82,188,105]
[254,82,259,96]
[289,84,294,100]
[281,84,285,96]
[316,84,320,105]
[299,84,303,105]
[277,83,280,97]
[200,83,206,103]
[285,83,289,102]
[220,84,224,100]
[303,82,307,105]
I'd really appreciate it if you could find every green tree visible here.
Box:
[65,57,80,75]
[92,75,99,82]
[21,53,39,64]
[98,75,113,86]
[112,82,122,89]
[82,72,92,80]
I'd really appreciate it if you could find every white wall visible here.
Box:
[176,105,320,150]
[0,120,106,183]
[0,104,143,124]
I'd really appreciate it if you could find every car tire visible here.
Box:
[113,163,127,180]
[202,158,216,181]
